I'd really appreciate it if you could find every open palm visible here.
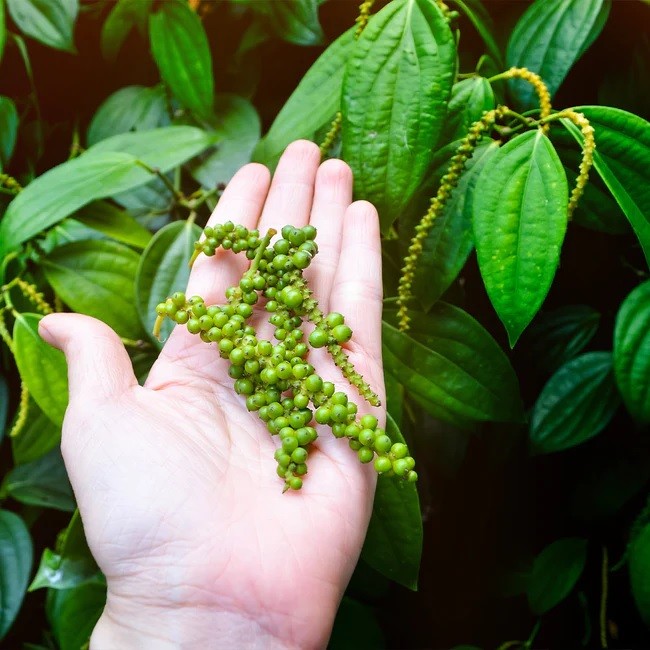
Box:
[40,141,385,649]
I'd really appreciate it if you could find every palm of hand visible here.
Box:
[43,142,385,647]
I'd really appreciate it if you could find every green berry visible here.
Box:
[175,310,189,324]
[391,443,408,459]
[331,404,348,423]
[304,375,323,393]
[407,470,418,482]
[322,382,335,397]
[393,459,409,477]
[315,407,331,424]
[358,448,374,463]
[291,448,308,463]
[187,319,201,334]
[374,457,392,473]
[326,312,344,328]
[359,430,375,446]
[360,414,378,430]
[282,436,299,453]
[289,477,303,490]
[331,324,352,344]
[374,435,392,453]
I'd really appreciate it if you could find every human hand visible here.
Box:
[39,141,385,650]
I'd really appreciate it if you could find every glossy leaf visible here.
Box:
[6,0,78,52]
[361,414,422,590]
[382,306,523,426]
[74,201,152,249]
[253,27,356,169]
[506,0,610,110]
[530,352,620,454]
[101,0,153,61]
[614,280,650,422]
[441,77,495,144]
[30,511,99,591]
[12,399,61,465]
[562,106,650,266]
[473,129,569,346]
[87,85,169,146]
[341,0,456,230]
[409,141,499,310]
[449,0,502,66]
[0,126,214,254]
[630,522,650,627]
[42,240,144,339]
[188,94,261,189]
[2,447,74,511]
[149,0,214,121]
[527,538,587,615]
[13,313,68,427]
[0,96,18,168]
[0,510,32,640]
[136,220,201,342]
[527,305,600,373]
[47,581,107,650]
[250,0,324,46]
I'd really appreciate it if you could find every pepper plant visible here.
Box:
[0,0,649,647]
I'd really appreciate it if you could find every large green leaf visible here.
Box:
[2,447,75,512]
[136,220,201,343]
[101,0,153,61]
[30,511,99,591]
[341,0,456,230]
[149,0,214,121]
[0,126,214,255]
[527,538,587,615]
[408,141,499,311]
[42,240,144,339]
[188,94,261,189]
[0,510,32,640]
[361,414,422,590]
[6,0,78,52]
[13,313,68,427]
[529,352,620,455]
[253,27,356,169]
[74,201,152,250]
[561,106,650,266]
[0,96,18,169]
[449,0,502,66]
[506,0,610,110]
[527,305,600,374]
[47,581,107,650]
[382,306,523,426]
[440,77,495,144]
[12,399,61,465]
[247,0,324,46]
[630,521,650,627]
[87,85,169,146]
[473,129,569,346]
[614,280,650,422]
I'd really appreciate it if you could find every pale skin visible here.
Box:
[39,141,385,649]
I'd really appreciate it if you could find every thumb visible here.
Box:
[39,313,138,405]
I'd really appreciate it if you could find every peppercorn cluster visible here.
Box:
[155,222,417,492]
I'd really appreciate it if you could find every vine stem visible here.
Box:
[136,160,186,202]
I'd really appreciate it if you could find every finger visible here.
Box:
[186,163,271,303]
[39,313,138,406]
[328,201,383,362]
[305,159,352,313]
[256,140,321,235]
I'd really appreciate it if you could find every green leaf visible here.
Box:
[12,399,61,465]
[13,313,68,427]
[188,94,261,189]
[361,414,422,590]
[329,596,385,649]
[0,0,6,63]
[341,0,456,230]
[6,0,78,52]
[2,447,74,511]
[249,0,324,46]
[561,106,650,266]
[0,376,7,442]
[448,0,502,67]
[473,129,568,346]
[149,0,214,121]
[29,511,99,591]
[253,27,356,170]
[527,305,601,373]
[382,306,523,427]
[74,201,152,249]
[135,220,201,343]
[614,280,650,422]
[47,581,106,650]
[506,0,610,110]
[87,85,169,146]
[527,537,587,615]
[529,352,620,455]
[630,522,650,627]
[0,510,32,640]
[101,0,153,61]
[42,240,144,339]
[0,126,214,255]
[409,141,499,311]
[0,96,18,168]
[441,77,495,144]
